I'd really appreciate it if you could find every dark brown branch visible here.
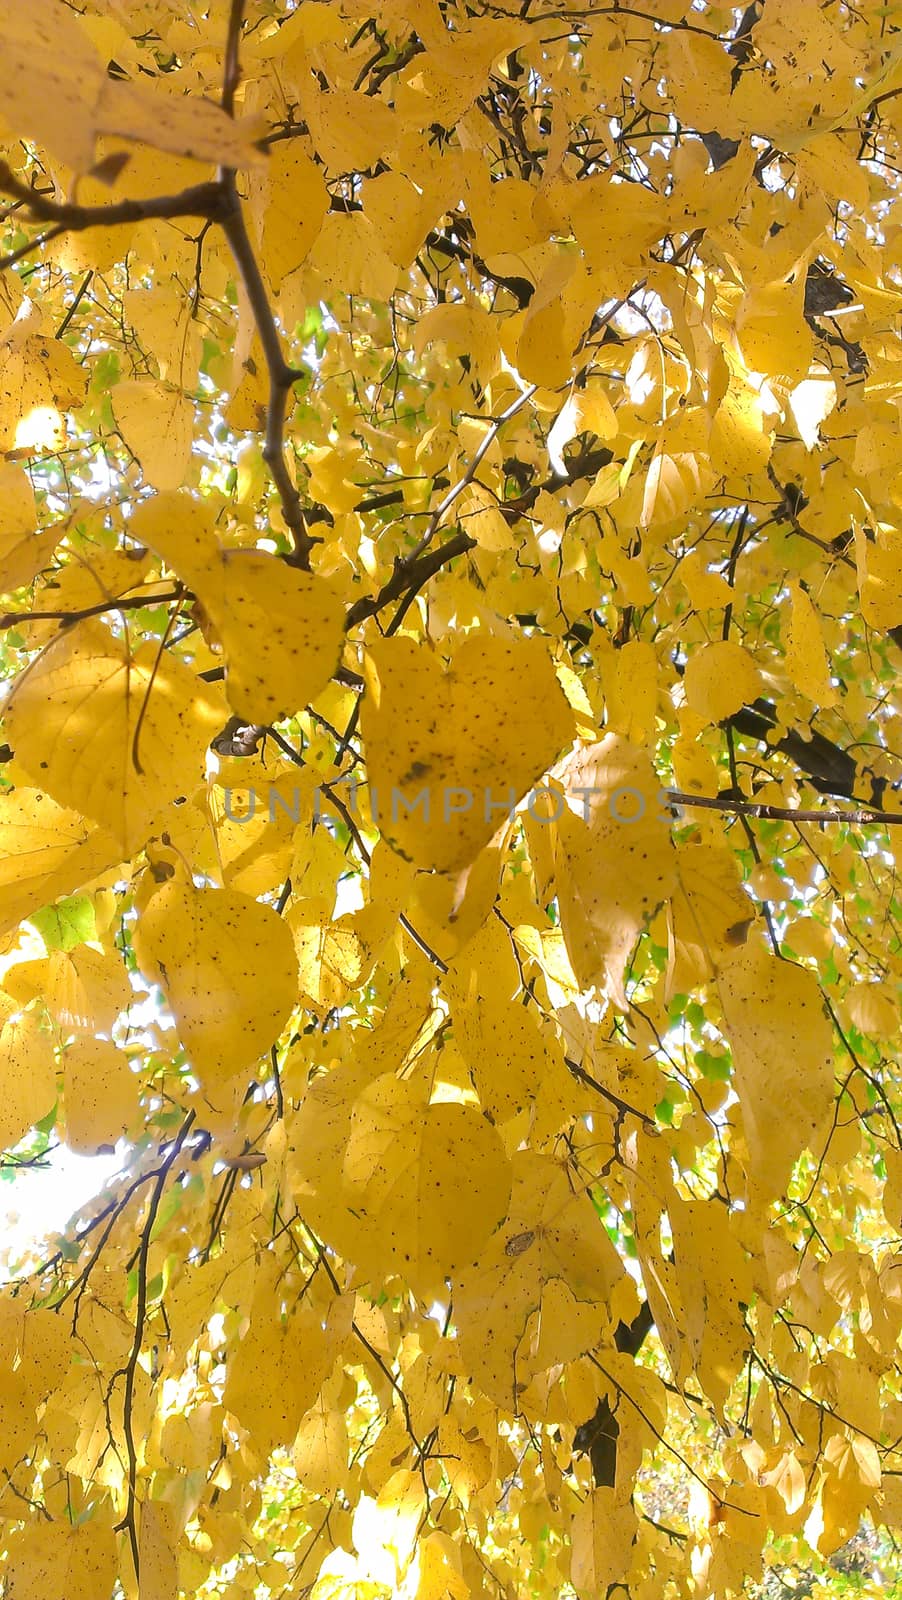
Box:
[590,1351,751,1513]
[0,163,226,234]
[214,3,313,568]
[222,0,247,116]
[345,531,475,631]
[55,269,94,338]
[346,445,614,635]
[667,790,902,826]
[213,25,312,575]
[218,182,312,567]
[565,1056,656,1128]
[423,226,535,307]
[0,589,182,630]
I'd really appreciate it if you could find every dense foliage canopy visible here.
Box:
[2,0,902,1595]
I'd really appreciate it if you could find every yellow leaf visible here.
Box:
[854,521,902,629]
[138,1502,180,1600]
[42,943,135,1034]
[361,634,574,873]
[262,143,329,288]
[679,551,734,610]
[516,298,574,389]
[602,639,657,746]
[400,18,527,127]
[61,1036,140,1154]
[784,581,837,705]
[113,380,194,492]
[411,1531,469,1600]
[454,1152,635,1405]
[683,640,763,724]
[670,1197,754,1412]
[4,1515,118,1600]
[304,212,399,304]
[0,521,57,595]
[844,981,899,1039]
[641,449,713,529]
[671,729,720,799]
[132,879,299,1084]
[4,620,224,856]
[666,843,756,998]
[789,372,838,450]
[299,84,400,175]
[0,0,266,173]
[129,493,345,721]
[459,483,512,552]
[577,378,618,440]
[0,334,87,453]
[735,280,814,383]
[292,1394,349,1498]
[570,1488,637,1598]
[765,1450,806,1516]
[716,940,834,1198]
[709,376,773,480]
[0,789,119,940]
[548,735,676,1006]
[412,303,500,387]
[289,902,369,1015]
[342,1076,512,1298]
[450,994,555,1124]
[363,171,432,272]
[0,1003,56,1151]
[122,285,203,390]
[224,1289,335,1456]
[0,462,34,543]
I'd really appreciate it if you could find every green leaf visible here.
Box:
[31,895,97,952]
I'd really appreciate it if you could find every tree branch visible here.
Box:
[0,163,225,236]
[565,1056,656,1128]
[215,6,312,570]
[0,589,182,630]
[113,1111,196,1582]
[217,181,313,567]
[667,789,902,826]
[222,0,247,117]
[345,531,475,631]
[403,383,538,565]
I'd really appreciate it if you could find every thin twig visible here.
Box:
[565,1056,656,1128]
[113,1111,196,1581]
[0,222,66,272]
[667,790,902,825]
[216,1,312,569]
[403,384,538,565]
[0,589,182,630]
[54,269,94,338]
[222,0,247,116]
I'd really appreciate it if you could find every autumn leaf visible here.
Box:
[361,633,574,872]
[4,620,224,855]
[132,877,299,1086]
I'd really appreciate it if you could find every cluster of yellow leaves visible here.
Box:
[0,0,902,1597]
